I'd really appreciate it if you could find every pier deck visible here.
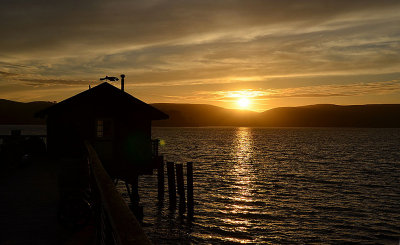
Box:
[0,158,72,244]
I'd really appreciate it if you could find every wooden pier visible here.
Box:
[0,141,152,245]
[0,129,195,245]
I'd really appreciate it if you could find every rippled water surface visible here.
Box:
[122,127,400,244]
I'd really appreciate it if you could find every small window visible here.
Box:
[96,120,104,138]
[96,119,113,139]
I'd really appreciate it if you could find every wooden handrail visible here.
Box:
[85,141,152,245]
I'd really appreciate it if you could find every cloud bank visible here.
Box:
[0,0,400,108]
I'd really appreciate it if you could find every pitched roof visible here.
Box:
[36,82,168,120]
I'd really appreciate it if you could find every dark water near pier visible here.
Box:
[124,127,400,244]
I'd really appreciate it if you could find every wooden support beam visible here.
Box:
[131,175,140,207]
[125,182,133,204]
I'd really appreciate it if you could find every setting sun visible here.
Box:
[237,97,250,109]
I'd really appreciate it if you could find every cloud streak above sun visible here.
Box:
[215,80,400,99]
[1,0,400,110]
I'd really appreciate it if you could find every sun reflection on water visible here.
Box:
[232,127,254,194]
[220,127,258,242]
[234,127,253,163]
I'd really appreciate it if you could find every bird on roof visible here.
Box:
[100,76,119,82]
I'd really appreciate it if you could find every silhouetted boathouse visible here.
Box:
[36,82,168,180]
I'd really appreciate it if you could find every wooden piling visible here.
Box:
[167,162,176,207]
[131,175,140,207]
[157,156,164,201]
[129,175,143,220]
[187,162,194,217]
[176,164,185,197]
[176,163,186,213]
[125,182,133,204]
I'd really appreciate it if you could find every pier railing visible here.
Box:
[85,142,152,245]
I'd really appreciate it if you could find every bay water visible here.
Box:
[131,127,400,244]
[2,125,399,243]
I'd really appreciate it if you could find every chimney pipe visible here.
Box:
[120,74,125,92]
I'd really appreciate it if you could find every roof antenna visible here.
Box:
[120,74,125,92]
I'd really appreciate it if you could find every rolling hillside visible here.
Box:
[0,99,54,124]
[1,99,400,127]
[260,104,400,127]
[152,103,400,127]
[151,103,259,126]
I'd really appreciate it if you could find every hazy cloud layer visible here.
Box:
[213,80,400,99]
[0,71,17,78]
[19,78,91,87]
[168,80,400,110]
[1,0,400,108]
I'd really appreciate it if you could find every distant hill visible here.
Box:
[152,103,400,127]
[151,103,259,126]
[260,104,400,127]
[0,99,54,124]
[1,99,400,127]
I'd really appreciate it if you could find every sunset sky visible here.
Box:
[1,0,400,111]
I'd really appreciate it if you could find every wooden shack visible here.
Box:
[36,82,168,179]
